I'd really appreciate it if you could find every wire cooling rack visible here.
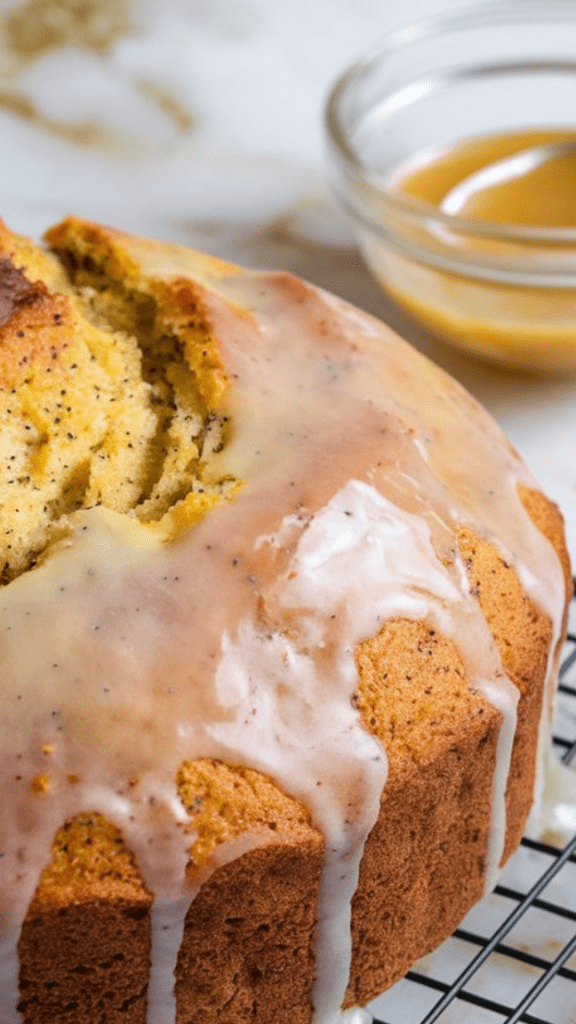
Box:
[368,582,576,1024]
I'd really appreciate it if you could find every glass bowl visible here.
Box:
[325,0,576,372]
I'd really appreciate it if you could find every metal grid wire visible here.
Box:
[369,582,576,1024]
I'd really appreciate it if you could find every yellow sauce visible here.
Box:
[400,129,576,227]
[369,129,576,370]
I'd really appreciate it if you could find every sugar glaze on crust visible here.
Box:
[0,219,570,1024]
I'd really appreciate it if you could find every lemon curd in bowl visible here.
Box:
[326,1,576,372]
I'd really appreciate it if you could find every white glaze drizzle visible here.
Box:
[0,259,567,1024]
[148,895,195,1024]
[476,677,518,895]
[209,480,465,1023]
[530,746,576,847]
[530,601,566,834]
[338,1009,374,1024]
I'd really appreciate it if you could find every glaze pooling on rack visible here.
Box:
[338,1008,374,1024]
[0,256,566,1024]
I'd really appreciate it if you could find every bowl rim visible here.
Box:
[325,0,576,246]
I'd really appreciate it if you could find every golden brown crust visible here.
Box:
[44,217,142,286]
[44,215,241,297]
[176,842,323,1024]
[341,487,570,1006]
[347,715,499,1004]
[18,815,151,1024]
[518,484,573,617]
[18,899,150,1024]
[0,241,74,391]
[347,618,499,1004]
[177,759,321,876]
[0,220,71,292]
[460,486,571,863]
[18,770,324,1024]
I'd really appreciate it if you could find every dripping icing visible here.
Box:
[0,261,567,1023]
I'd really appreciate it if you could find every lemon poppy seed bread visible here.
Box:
[0,216,570,1024]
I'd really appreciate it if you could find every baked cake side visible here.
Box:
[0,217,569,1024]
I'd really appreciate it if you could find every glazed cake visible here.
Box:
[0,217,570,1024]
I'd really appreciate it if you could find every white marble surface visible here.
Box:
[1,2,575,1022]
